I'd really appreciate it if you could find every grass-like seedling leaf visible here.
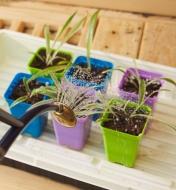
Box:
[130,113,176,131]
[10,77,33,108]
[29,51,45,62]
[126,62,176,107]
[35,12,86,67]
[10,96,28,108]
[31,86,57,98]
[30,76,106,119]
[97,96,176,134]
[160,77,176,87]
[101,67,125,74]
[44,25,51,64]
[86,10,99,70]
[23,78,30,94]
[138,79,146,106]
[52,11,77,49]
[44,12,77,65]
[28,62,69,82]
[47,15,87,66]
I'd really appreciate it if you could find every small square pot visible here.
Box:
[52,116,92,150]
[100,100,151,167]
[4,73,51,138]
[65,56,113,93]
[118,68,163,109]
[28,47,73,79]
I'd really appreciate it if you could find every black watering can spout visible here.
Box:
[0,103,66,160]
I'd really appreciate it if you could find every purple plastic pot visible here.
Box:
[52,116,92,150]
[118,68,163,109]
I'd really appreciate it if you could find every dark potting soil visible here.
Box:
[72,65,107,84]
[10,80,44,104]
[31,49,72,69]
[122,75,161,97]
[103,106,149,136]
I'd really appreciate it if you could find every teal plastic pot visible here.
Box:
[100,99,151,167]
[4,73,52,138]
[28,47,73,79]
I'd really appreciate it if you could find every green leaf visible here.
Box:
[131,114,176,132]
[161,77,176,87]
[86,10,99,70]
[29,51,45,62]
[23,78,30,94]
[144,88,171,103]
[31,86,57,98]
[50,73,60,90]
[101,67,125,74]
[61,15,86,44]
[123,100,130,113]
[138,79,146,106]
[53,11,77,46]
[44,25,51,64]
[48,16,86,65]
[28,62,69,81]
[10,96,28,108]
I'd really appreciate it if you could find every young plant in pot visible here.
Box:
[30,73,102,150]
[65,10,114,92]
[28,12,87,79]
[118,67,176,109]
[99,80,176,167]
[3,73,52,138]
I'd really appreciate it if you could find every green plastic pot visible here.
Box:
[100,99,151,167]
[27,47,73,79]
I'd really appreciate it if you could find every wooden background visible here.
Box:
[0,1,176,68]
[34,0,176,16]
[0,1,176,190]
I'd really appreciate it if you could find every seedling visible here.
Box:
[100,76,176,135]
[32,12,86,67]
[10,77,47,108]
[86,10,99,70]
[30,73,104,126]
[118,63,176,109]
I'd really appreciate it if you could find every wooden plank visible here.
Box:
[0,165,79,190]
[32,23,44,37]
[34,0,176,17]
[139,21,176,67]
[0,20,4,28]
[10,20,25,32]
[2,20,11,29]
[0,6,85,45]
[93,17,144,58]
[0,6,83,26]
[101,10,144,21]
[78,16,93,47]
[7,1,95,15]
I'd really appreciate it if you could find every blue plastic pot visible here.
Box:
[4,73,51,138]
[65,56,114,92]
[65,56,113,121]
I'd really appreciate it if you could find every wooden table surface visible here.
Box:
[0,1,176,190]
[0,165,79,190]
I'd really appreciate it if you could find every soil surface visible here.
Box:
[103,106,149,136]
[10,80,44,104]
[122,75,161,97]
[31,49,72,69]
[72,64,107,84]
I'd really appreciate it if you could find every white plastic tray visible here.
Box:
[0,30,176,190]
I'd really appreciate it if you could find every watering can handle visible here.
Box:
[0,104,60,160]
[0,108,24,128]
